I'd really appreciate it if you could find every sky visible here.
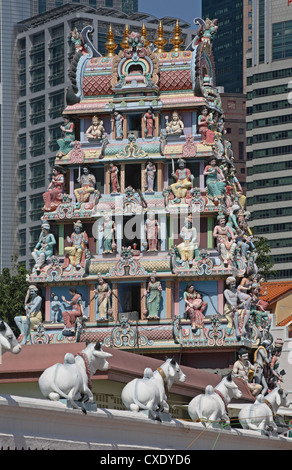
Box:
[138,0,202,29]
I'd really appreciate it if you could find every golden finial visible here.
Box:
[120,24,130,50]
[105,24,117,57]
[141,22,150,47]
[170,19,184,52]
[154,21,167,53]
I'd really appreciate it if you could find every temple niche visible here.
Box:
[23,18,273,378]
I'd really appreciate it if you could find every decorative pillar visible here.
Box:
[120,164,125,193]
[140,215,146,251]
[174,279,180,317]
[191,111,197,135]
[45,286,51,322]
[141,162,146,192]
[58,224,64,255]
[207,217,214,249]
[217,279,224,315]
[154,112,159,137]
[112,283,119,322]
[116,214,123,253]
[69,168,75,201]
[166,281,173,319]
[157,162,164,192]
[105,164,110,194]
[141,282,147,319]
[89,284,96,321]
[199,161,205,189]
[159,213,167,251]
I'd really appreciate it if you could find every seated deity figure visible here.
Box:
[85,116,105,140]
[100,215,116,254]
[213,214,237,266]
[144,273,162,319]
[15,285,42,345]
[90,275,112,320]
[74,166,96,203]
[62,220,89,270]
[184,283,207,331]
[31,221,56,274]
[198,107,214,144]
[56,115,75,158]
[145,212,159,251]
[165,111,184,135]
[61,288,84,334]
[177,215,199,266]
[204,158,226,203]
[232,347,262,397]
[223,276,251,339]
[170,159,194,203]
[43,165,65,212]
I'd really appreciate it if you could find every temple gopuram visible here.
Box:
[22,17,270,372]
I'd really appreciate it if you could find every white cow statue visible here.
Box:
[238,387,291,436]
[38,341,112,413]
[0,319,21,357]
[121,357,186,420]
[188,372,242,429]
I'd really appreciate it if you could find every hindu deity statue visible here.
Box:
[232,347,262,397]
[15,285,42,345]
[112,111,124,139]
[42,165,65,212]
[31,221,56,274]
[177,215,199,266]
[145,212,159,252]
[100,215,116,254]
[56,115,75,158]
[74,166,96,203]
[90,275,112,320]
[213,214,237,266]
[184,284,207,331]
[204,158,226,203]
[144,161,156,192]
[61,288,84,334]
[170,159,194,203]
[144,273,162,319]
[144,108,155,138]
[198,107,214,143]
[63,220,89,270]
[108,163,120,193]
[165,111,184,135]
[223,276,251,339]
[85,116,105,140]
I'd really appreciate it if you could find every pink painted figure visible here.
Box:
[145,212,159,251]
[61,288,84,333]
[144,109,155,137]
[184,284,207,330]
[42,165,65,212]
[109,163,120,193]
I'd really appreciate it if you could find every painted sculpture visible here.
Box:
[170,159,194,203]
[144,212,159,251]
[165,111,184,136]
[204,158,226,202]
[31,221,56,274]
[213,214,237,266]
[100,215,116,253]
[108,163,120,193]
[91,275,112,320]
[15,285,42,345]
[113,111,124,139]
[85,116,105,140]
[144,109,155,138]
[56,116,75,158]
[121,358,186,420]
[223,276,250,339]
[61,288,84,335]
[63,220,89,270]
[42,165,65,212]
[0,320,21,356]
[74,166,96,203]
[38,342,112,413]
[232,347,262,397]
[177,216,199,266]
[144,161,156,192]
[144,273,162,319]
[184,284,207,331]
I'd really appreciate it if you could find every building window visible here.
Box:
[30,194,44,222]
[30,129,45,157]
[19,102,26,128]
[30,96,45,125]
[259,0,265,63]
[19,166,27,192]
[49,91,64,119]
[272,20,292,61]
[19,229,26,256]
[19,134,27,161]
[19,198,26,224]
[30,161,46,190]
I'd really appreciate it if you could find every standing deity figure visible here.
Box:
[74,166,96,203]
[100,215,116,254]
[198,107,214,143]
[144,108,155,137]
[63,220,89,270]
[61,288,84,334]
[177,215,199,265]
[15,285,42,345]
[145,161,156,192]
[56,116,75,158]
[91,275,112,320]
[184,284,207,331]
[85,116,105,140]
[213,214,237,266]
[232,347,262,397]
[31,221,56,274]
[112,111,124,139]
[108,163,120,193]
[42,165,65,212]
[223,276,251,339]
[170,159,194,203]
[165,111,184,135]
[145,212,159,252]
[50,293,63,323]
[144,273,162,319]
[204,158,226,202]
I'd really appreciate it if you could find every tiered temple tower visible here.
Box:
[23,18,267,370]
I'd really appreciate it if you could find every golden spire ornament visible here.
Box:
[105,24,117,57]
[120,24,130,50]
[154,21,167,53]
[170,19,184,52]
[141,22,150,47]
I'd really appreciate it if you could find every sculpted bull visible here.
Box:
[0,320,21,357]
[188,372,242,429]
[38,341,112,413]
[121,358,186,420]
[238,387,291,436]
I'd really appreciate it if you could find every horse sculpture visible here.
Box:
[188,372,242,429]
[238,387,291,436]
[121,358,186,420]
